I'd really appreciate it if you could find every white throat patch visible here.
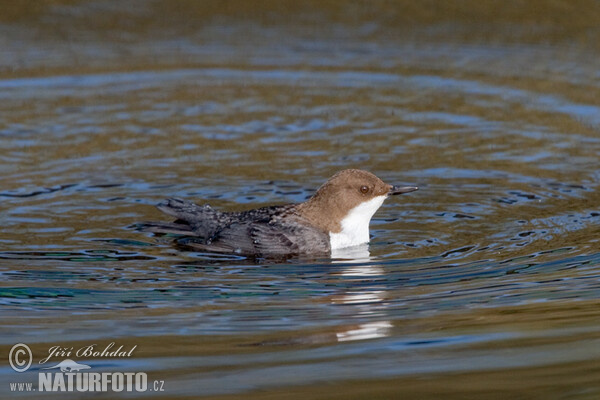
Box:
[329,195,386,250]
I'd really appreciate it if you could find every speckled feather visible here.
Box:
[144,197,330,256]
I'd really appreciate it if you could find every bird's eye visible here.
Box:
[360,185,369,194]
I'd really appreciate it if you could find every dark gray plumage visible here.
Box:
[141,198,331,257]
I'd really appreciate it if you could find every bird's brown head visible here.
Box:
[298,169,418,233]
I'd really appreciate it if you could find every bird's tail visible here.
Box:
[139,197,227,240]
[137,221,195,236]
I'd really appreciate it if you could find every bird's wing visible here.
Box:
[146,200,330,257]
[210,219,330,256]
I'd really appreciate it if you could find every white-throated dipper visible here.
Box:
[141,169,417,257]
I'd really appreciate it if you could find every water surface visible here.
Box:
[1,1,600,398]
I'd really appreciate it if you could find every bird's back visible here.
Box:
[141,198,330,257]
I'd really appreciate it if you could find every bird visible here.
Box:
[140,169,417,257]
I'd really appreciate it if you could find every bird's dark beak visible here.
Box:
[389,185,419,195]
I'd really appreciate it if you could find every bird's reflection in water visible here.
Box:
[330,243,393,342]
[331,243,373,264]
[336,321,393,342]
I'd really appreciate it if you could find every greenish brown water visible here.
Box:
[1,1,600,398]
